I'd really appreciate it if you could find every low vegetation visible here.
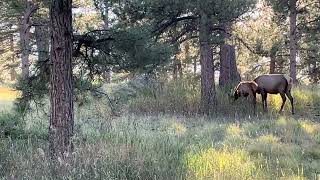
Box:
[1,80,320,179]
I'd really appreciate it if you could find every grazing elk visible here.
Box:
[233,74,294,114]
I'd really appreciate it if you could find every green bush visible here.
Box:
[0,113,24,138]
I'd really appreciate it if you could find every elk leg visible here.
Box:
[261,94,265,110]
[261,92,267,112]
[252,93,257,115]
[264,93,268,112]
[286,91,294,114]
[279,93,287,113]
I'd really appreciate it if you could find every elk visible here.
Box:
[233,74,294,114]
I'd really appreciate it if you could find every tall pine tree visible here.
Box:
[49,0,74,161]
[118,0,256,115]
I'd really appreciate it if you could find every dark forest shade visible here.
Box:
[49,0,74,160]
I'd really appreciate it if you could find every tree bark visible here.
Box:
[219,23,240,87]
[199,11,215,115]
[102,0,112,83]
[173,56,178,79]
[103,0,109,29]
[173,57,183,78]
[289,0,298,83]
[10,33,17,81]
[193,58,197,75]
[35,22,49,62]
[269,53,276,74]
[49,0,74,161]
[219,44,240,86]
[19,0,38,79]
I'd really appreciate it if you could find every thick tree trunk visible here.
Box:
[49,0,74,161]
[289,0,298,83]
[19,0,38,79]
[219,44,240,86]
[269,53,276,74]
[199,12,215,115]
[219,23,240,87]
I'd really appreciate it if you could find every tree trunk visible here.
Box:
[49,0,74,161]
[269,53,276,74]
[10,33,17,81]
[219,44,240,86]
[103,0,109,29]
[289,0,298,83]
[308,60,318,83]
[173,57,178,80]
[102,0,111,83]
[193,58,197,75]
[177,59,183,78]
[199,12,215,115]
[20,0,38,79]
[219,23,240,87]
[35,22,49,62]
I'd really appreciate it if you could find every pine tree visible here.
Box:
[119,0,256,115]
[49,0,74,161]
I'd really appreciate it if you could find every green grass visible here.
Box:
[1,81,320,179]
[1,113,320,179]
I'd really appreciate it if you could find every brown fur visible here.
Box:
[233,81,258,114]
[234,74,294,114]
[234,81,258,98]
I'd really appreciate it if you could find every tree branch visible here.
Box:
[152,15,198,36]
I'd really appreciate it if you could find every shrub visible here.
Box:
[0,113,24,138]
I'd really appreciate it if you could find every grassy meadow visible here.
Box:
[0,81,320,179]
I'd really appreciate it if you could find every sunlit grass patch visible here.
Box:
[243,120,274,138]
[0,87,20,101]
[269,94,285,111]
[226,124,243,137]
[267,86,320,115]
[248,142,304,178]
[257,134,280,144]
[168,121,187,136]
[275,116,291,126]
[186,148,257,179]
[275,117,301,134]
[274,117,307,144]
[299,120,320,135]
[248,141,302,157]
[292,87,320,115]
[279,175,306,180]
[223,124,250,148]
[292,89,314,102]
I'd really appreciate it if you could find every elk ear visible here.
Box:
[250,82,259,93]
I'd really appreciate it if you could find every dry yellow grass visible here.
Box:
[0,87,20,101]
